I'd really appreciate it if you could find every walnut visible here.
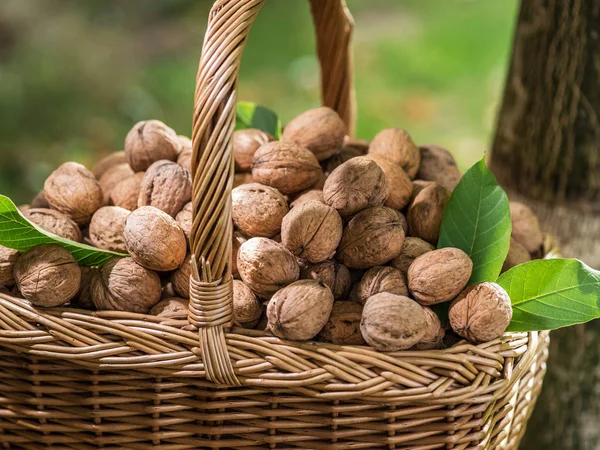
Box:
[91,257,162,313]
[390,237,435,275]
[282,107,346,161]
[98,163,135,204]
[177,135,192,172]
[365,153,413,210]
[233,129,275,173]
[410,180,435,202]
[171,253,191,298]
[31,190,50,208]
[149,297,189,319]
[175,202,192,240]
[360,293,427,351]
[502,237,531,272]
[125,120,180,171]
[110,172,145,211]
[281,200,343,263]
[350,266,408,305]
[323,156,390,218]
[449,282,512,343]
[237,237,300,298]
[252,141,322,194]
[89,206,129,252]
[232,183,289,238]
[343,136,370,155]
[14,244,81,307]
[368,128,421,179]
[24,208,82,242]
[232,231,247,279]
[92,151,126,179]
[44,162,104,225]
[413,307,445,350]
[323,146,364,175]
[233,280,263,328]
[510,201,543,254]
[71,266,98,310]
[407,183,451,244]
[337,206,405,269]
[0,246,20,286]
[300,260,351,300]
[407,247,472,305]
[123,206,187,271]
[418,145,462,191]
[267,279,334,340]
[138,160,192,217]
[233,173,255,188]
[290,189,323,208]
[318,301,365,345]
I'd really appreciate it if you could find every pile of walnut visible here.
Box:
[0,108,545,351]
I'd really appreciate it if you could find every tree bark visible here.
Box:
[491,1,600,448]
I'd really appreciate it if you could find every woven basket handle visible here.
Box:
[188,0,355,386]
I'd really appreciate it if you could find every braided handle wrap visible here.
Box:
[189,0,355,386]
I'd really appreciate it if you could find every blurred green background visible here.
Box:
[0,0,519,204]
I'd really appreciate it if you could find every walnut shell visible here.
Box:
[89,206,129,252]
[171,253,191,298]
[178,135,192,153]
[176,202,192,241]
[408,247,472,305]
[318,301,365,345]
[125,120,180,171]
[343,136,370,154]
[267,279,334,340]
[234,129,275,173]
[418,145,462,191]
[124,206,187,271]
[510,201,543,254]
[232,183,289,238]
[92,151,127,179]
[24,208,82,242]
[232,231,247,279]
[98,163,134,204]
[413,307,445,350]
[337,206,405,269]
[411,180,435,202]
[350,266,408,305]
[282,107,346,161]
[44,162,104,225]
[449,282,512,343]
[91,257,162,313]
[389,237,435,275]
[177,136,192,172]
[71,266,97,310]
[323,146,365,175]
[0,246,20,287]
[110,172,145,211]
[323,156,390,218]
[290,189,324,208]
[237,237,300,298]
[31,190,50,208]
[360,293,427,351]
[368,128,421,179]
[281,200,343,263]
[365,154,413,210]
[300,260,351,300]
[252,141,322,195]
[149,297,189,319]
[234,173,255,188]
[138,160,192,217]
[502,237,531,272]
[14,244,81,307]
[233,280,263,328]
[407,183,451,245]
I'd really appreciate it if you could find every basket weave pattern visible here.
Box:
[0,0,550,448]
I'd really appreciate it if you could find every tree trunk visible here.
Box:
[491,0,600,448]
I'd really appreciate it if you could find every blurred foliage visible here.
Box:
[0,0,518,204]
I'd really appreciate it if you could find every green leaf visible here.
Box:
[236,102,282,138]
[437,158,511,284]
[499,259,600,332]
[0,195,126,266]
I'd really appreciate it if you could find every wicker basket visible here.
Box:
[0,1,552,448]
